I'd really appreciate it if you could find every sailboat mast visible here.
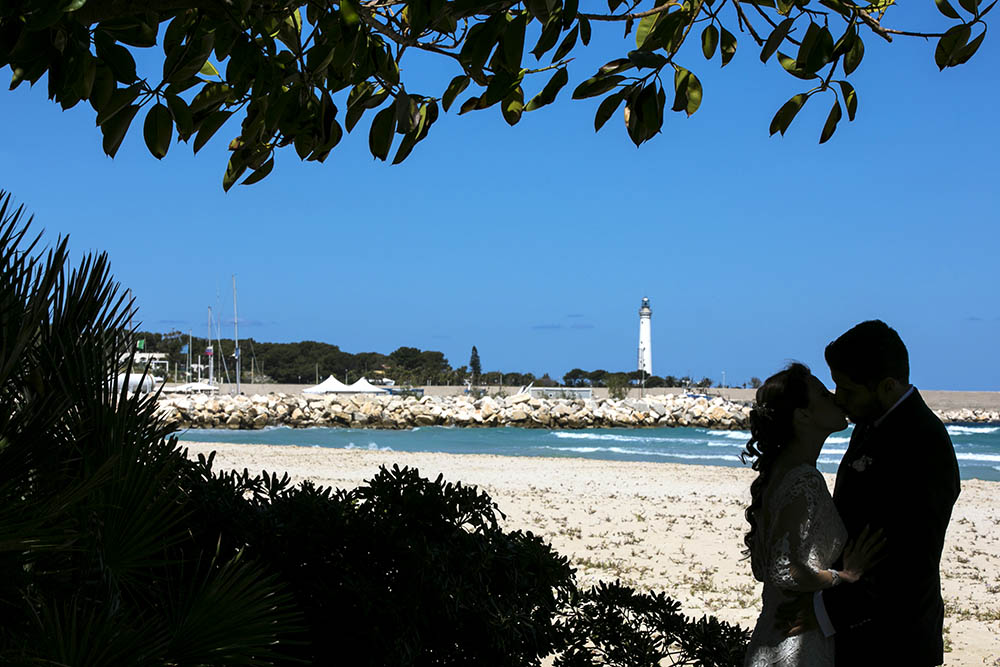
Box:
[233,274,241,395]
[207,307,214,386]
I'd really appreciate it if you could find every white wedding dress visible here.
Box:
[745,464,847,667]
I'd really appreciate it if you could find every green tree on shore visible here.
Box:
[470,346,481,387]
[1,1,991,188]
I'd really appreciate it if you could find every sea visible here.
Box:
[177,423,1000,483]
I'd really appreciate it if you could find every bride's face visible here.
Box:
[803,375,848,433]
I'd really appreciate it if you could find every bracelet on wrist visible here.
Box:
[830,569,842,587]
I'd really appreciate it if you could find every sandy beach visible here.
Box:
[182,441,1000,665]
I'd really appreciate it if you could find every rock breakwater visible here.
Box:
[157,392,1000,431]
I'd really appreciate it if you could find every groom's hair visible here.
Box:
[825,319,909,387]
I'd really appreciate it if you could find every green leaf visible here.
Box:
[796,22,821,70]
[458,96,482,114]
[95,84,141,125]
[223,154,247,191]
[199,60,220,77]
[193,110,232,154]
[142,103,173,159]
[89,65,115,112]
[934,23,971,69]
[934,0,962,18]
[579,16,592,45]
[571,74,624,100]
[598,58,635,75]
[242,157,275,186]
[163,35,215,83]
[95,37,138,83]
[844,33,864,74]
[501,86,525,126]
[368,106,396,160]
[777,0,795,15]
[628,50,668,69]
[636,12,661,49]
[777,52,819,79]
[531,17,563,59]
[720,27,737,66]
[685,71,703,115]
[189,83,231,113]
[553,25,578,62]
[442,75,471,112]
[702,24,719,60]
[165,94,193,137]
[838,80,857,120]
[952,29,986,65]
[769,92,808,136]
[761,18,794,63]
[340,0,362,26]
[525,67,568,110]
[594,89,627,131]
[502,12,528,71]
[957,0,978,14]
[100,104,139,158]
[819,99,842,143]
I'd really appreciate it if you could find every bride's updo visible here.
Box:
[741,362,812,578]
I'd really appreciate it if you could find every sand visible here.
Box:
[181,441,1000,665]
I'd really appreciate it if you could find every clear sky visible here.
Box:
[2,5,998,390]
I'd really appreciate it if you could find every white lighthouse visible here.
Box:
[638,297,652,378]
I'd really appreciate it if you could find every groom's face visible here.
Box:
[829,369,882,424]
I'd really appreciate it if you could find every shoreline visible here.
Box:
[181,441,1000,666]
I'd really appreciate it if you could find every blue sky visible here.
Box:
[2,5,998,390]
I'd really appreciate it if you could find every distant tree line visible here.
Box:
[135,332,538,387]
[562,369,717,389]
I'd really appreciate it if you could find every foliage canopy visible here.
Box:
[2,0,992,188]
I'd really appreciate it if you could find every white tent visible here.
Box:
[347,377,389,394]
[163,382,219,394]
[303,375,354,394]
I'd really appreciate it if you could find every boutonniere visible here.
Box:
[851,455,874,472]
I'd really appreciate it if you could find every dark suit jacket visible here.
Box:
[821,389,960,666]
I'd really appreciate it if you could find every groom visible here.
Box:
[800,320,961,665]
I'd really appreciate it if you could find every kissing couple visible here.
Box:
[742,320,960,666]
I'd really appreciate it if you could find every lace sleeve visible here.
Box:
[766,467,833,592]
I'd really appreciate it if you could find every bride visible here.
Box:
[742,363,881,667]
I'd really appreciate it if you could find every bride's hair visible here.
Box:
[741,362,811,579]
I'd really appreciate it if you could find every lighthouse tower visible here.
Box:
[638,297,652,377]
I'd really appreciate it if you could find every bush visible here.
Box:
[0,191,748,665]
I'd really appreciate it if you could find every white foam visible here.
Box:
[541,445,740,462]
[823,448,848,456]
[551,431,690,444]
[994,466,1000,472]
[955,452,1000,463]
[947,425,999,435]
[705,430,752,440]
[826,436,850,444]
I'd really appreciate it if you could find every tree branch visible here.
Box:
[579,3,682,22]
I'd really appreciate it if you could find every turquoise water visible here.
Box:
[177,423,1000,482]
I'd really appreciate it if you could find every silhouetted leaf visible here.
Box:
[101,104,139,157]
[501,86,525,125]
[571,73,624,100]
[525,67,568,110]
[819,99,842,143]
[952,29,986,64]
[628,50,668,69]
[502,12,528,71]
[761,18,794,63]
[957,0,978,14]
[579,16,592,44]
[777,52,819,79]
[594,89,627,131]
[934,23,971,68]
[442,75,470,112]
[635,13,661,48]
[720,28,737,66]
[95,84,140,125]
[844,33,864,74]
[193,110,232,154]
[769,93,807,135]
[838,80,857,120]
[553,25,578,62]
[934,0,962,19]
[241,157,274,186]
[368,106,396,160]
[143,103,172,159]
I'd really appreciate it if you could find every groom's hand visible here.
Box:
[775,594,818,637]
